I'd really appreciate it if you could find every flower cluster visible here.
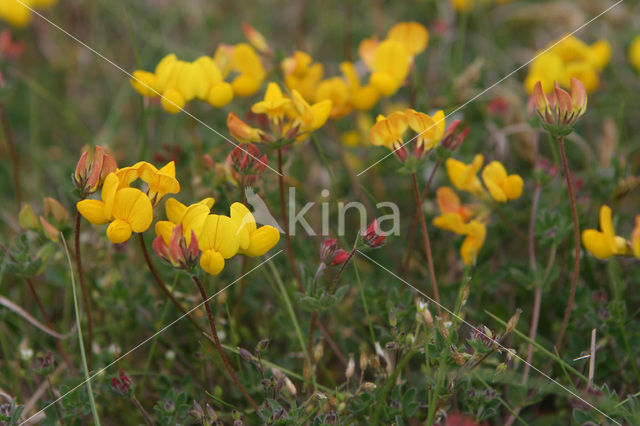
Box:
[0,0,57,27]
[582,206,640,260]
[154,198,280,275]
[433,155,523,264]
[131,43,265,113]
[369,108,445,161]
[227,82,332,144]
[524,35,610,94]
[530,78,587,135]
[283,21,429,117]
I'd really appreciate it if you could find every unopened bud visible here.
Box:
[19,204,39,231]
[359,350,368,372]
[111,369,133,396]
[256,339,270,352]
[506,309,522,334]
[389,310,397,327]
[39,216,59,242]
[314,341,324,361]
[43,197,69,224]
[237,346,253,362]
[345,355,355,379]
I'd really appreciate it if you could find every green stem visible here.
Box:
[371,349,417,424]
[267,259,317,392]
[616,301,640,384]
[61,235,101,426]
[354,260,376,347]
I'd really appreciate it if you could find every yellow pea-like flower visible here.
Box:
[282,51,324,101]
[155,197,213,246]
[369,111,408,151]
[481,161,523,202]
[314,77,351,119]
[446,154,485,195]
[77,173,153,244]
[386,22,429,56]
[0,0,58,27]
[288,90,332,136]
[230,43,265,97]
[581,205,628,260]
[433,186,474,234]
[405,109,445,152]
[460,220,486,265]
[138,161,180,206]
[369,39,410,96]
[197,214,240,275]
[631,215,640,259]
[629,35,640,74]
[251,82,292,124]
[229,202,280,257]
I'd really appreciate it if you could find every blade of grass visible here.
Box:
[61,234,101,426]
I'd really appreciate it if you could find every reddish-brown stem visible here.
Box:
[0,103,22,208]
[411,173,442,314]
[192,275,258,410]
[46,376,63,421]
[307,310,318,394]
[131,396,154,426]
[402,161,440,275]
[74,210,93,366]
[137,233,205,334]
[523,183,541,384]
[555,137,581,350]
[277,148,304,291]
[329,248,357,293]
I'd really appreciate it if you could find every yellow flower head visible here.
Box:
[251,82,291,124]
[632,215,640,259]
[282,51,324,101]
[77,173,153,244]
[481,161,523,202]
[446,155,485,195]
[369,40,410,96]
[0,0,58,27]
[198,214,241,275]
[340,62,380,111]
[405,109,446,152]
[227,112,265,143]
[433,187,474,234]
[314,76,351,119]
[581,205,628,259]
[369,111,408,151]
[229,202,280,257]
[386,22,429,56]
[460,220,486,265]
[230,43,266,97]
[629,35,640,74]
[288,90,332,137]
[155,197,214,246]
[138,161,181,206]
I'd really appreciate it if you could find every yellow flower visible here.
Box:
[314,62,380,118]
[340,62,380,111]
[229,202,280,257]
[433,187,474,234]
[192,55,234,107]
[460,220,486,265]
[288,90,332,137]
[197,214,241,275]
[77,173,153,244]
[242,22,270,55]
[629,35,640,74]
[369,111,408,152]
[446,155,485,195]
[138,161,181,206]
[251,82,291,124]
[227,112,265,143]
[314,76,351,118]
[386,22,429,56]
[369,39,410,96]
[282,51,324,101]
[155,197,214,246]
[405,109,445,152]
[481,161,523,202]
[632,215,640,259]
[581,205,628,259]
[0,0,58,27]
[229,43,266,97]
[358,37,379,69]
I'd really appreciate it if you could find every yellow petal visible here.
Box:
[241,225,280,257]
[127,191,154,233]
[229,202,254,249]
[155,221,175,245]
[433,213,468,234]
[161,88,186,113]
[101,173,120,219]
[165,198,187,224]
[131,70,157,97]
[582,230,614,259]
[107,219,133,244]
[215,215,240,259]
[503,175,524,200]
[207,82,234,107]
[200,249,225,275]
[77,199,109,225]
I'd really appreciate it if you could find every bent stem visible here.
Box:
[555,137,581,350]
[131,396,154,426]
[411,172,441,314]
[277,148,304,291]
[137,233,204,334]
[192,275,258,411]
[74,210,93,367]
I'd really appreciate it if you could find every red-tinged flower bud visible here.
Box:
[392,143,408,163]
[441,119,469,152]
[227,112,265,143]
[530,78,587,135]
[487,97,509,117]
[227,144,268,185]
[331,249,350,266]
[34,351,54,374]
[319,238,350,266]
[242,22,271,55]
[361,219,386,248]
[111,369,133,396]
[43,197,69,224]
[153,224,200,270]
[203,154,215,170]
[73,146,117,196]
[39,216,60,242]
